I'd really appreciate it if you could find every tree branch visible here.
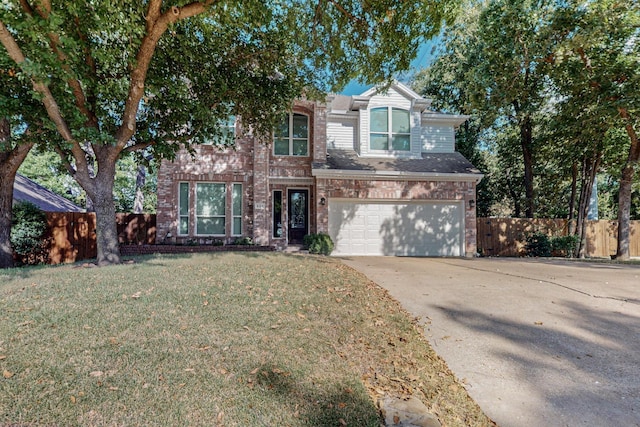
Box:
[123,140,154,154]
[22,0,98,128]
[0,20,91,182]
[619,107,640,162]
[116,0,217,148]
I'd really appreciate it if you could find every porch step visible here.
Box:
[283,244,307,254]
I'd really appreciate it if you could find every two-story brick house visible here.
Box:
[156,81,483,256]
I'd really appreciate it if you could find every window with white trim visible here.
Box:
[370,107,410,151]
[178,182,190,235]
[232,183,242,235]
[274,113,309,156]
[196,183,226,235]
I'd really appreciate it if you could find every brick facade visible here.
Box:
[155,96,480,256]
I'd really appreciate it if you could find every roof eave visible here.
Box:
[312,168,484,183]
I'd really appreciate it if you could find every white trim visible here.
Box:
[312,168,484,183]
[421,113,470,128]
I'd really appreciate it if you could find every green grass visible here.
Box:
[0,253,492,426]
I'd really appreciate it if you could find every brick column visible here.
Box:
[252,138,270,245]
[465,182,478,257]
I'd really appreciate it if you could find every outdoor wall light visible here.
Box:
[320,197,326,206]
[468,199,476,209]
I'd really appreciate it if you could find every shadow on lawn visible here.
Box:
[252,362,381,426]
[434,299,640,425]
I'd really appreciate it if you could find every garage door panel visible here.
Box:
[329,200,462,256]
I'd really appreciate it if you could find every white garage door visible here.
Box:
[328,200,463,256]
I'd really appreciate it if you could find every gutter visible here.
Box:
[312,168,484,183]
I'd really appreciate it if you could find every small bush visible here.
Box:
[11,201,49,265]
[524,232,551,257]
[232,236,254,245]
[303,233,334,255]
[551,235,580,258]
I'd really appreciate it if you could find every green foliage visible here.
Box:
[524,232,580,258]
[551,235,580,258]
[1,0,459,264]
[232,236,254,246]
[10,201,49,265]
[303,233,334,255]
[414,0,639,221]
[524,232,552,257]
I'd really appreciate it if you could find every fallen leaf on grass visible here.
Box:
[131,292,142,299]
[90,371,104,377]
[0,355,6,360]
[3,370,14,379]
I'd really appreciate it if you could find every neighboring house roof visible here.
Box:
[13,174,85,212]
[313,149,484,182]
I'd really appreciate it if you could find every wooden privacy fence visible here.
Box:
[42,214,639,263]
[477,218,640,258]
[45,212,156,264]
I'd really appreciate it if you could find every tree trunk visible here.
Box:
[567,162,578,236]
[616,163,634,260]
[0,172,15,269]
[77,150,121,265]
[520,116,535,218]
[133,164,146,214]
[616,108,639,261]
[0,118,35,268]
[575,153,600,258]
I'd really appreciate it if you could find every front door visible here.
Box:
[288,189,308,244]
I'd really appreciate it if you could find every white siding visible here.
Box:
[326,116,357,150]
[362,87,419,158]
[368,87,412,109]
[421,121,456,153]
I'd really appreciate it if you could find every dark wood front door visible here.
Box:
[288,189,308,244]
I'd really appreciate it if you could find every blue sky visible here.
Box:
[341,40,436,95]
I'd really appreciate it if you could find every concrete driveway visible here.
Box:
[341,257,640,427]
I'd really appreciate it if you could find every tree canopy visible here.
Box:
[414,0,639,258]
[0,0,457,265]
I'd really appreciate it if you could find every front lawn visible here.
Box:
[0,253,492,426]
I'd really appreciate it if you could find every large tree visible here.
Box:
[0,39,56,268]
[548,0,639,259]
[0,0,455,266]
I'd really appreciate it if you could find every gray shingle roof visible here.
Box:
[13,174,85,212]
[318,149,483,176]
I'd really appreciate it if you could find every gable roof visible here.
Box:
[13,174,85,212]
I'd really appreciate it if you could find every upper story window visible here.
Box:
[370,107,410,151]
[274,113,309,156]
[203,116,235,145]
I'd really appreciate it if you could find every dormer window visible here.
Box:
[274,113,309,156]
[370,107,410,151]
